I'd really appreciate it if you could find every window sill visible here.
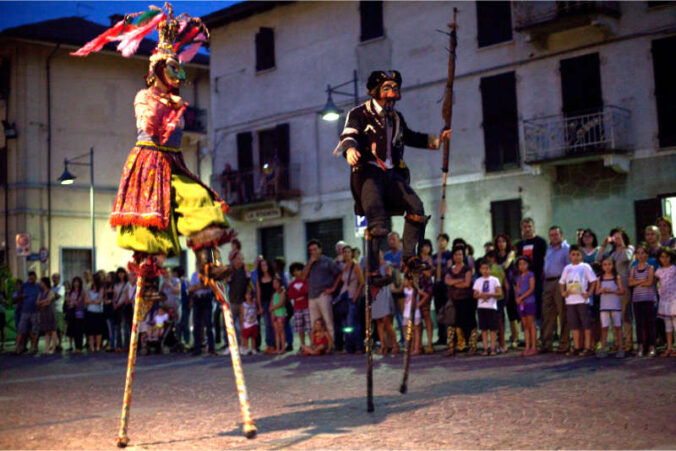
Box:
[359,35,387,46]
[255,66,277,76]
[477,39,515,52]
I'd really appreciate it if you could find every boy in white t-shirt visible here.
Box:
[473,261,503,356]
[559,245,597,356]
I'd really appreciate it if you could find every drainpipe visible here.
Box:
[2,56,10,266]
[46,43,60,272]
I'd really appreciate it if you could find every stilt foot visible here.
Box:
[116,436,129,448]
[244,423,257,439]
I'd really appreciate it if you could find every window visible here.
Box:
[259,226,284,262]
[305,219,343,259]
[236,132,254,203]
[476,1,512,48]
[652,36,676,148]
[61,248,92,286]
[480,71,520,172]
[258,123,290,196]
[560,53,602,116]
[360,1,384,42]
[490,199,522,241]
[255,27,275,71]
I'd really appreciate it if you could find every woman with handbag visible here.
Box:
[445,246,475,356]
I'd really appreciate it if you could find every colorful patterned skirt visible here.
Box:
[111,145,229,256]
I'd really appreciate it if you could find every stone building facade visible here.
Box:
[206,1,675,263]
[0,17,211,279]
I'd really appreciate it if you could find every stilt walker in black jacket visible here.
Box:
[338,71,451,284]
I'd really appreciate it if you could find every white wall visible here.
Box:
[208,1,675,263]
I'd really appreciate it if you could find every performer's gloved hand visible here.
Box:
[439,128,452,145]
[346,147,361,166]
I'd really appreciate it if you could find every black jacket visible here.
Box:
[338,99,436,170]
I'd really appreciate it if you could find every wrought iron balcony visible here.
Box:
[183,106,207,133]
[217,164,302,220]
[523,105,631,166]
[514,1,621,47]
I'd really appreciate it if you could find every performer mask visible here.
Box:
[367,70,402,113]
[153,57,185,92]
[378,80,400,112]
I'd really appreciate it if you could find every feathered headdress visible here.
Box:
[71,2,209,64]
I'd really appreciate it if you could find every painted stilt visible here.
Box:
[116,263,154,448]
[364,229,375,412]
[399,273,420,394]
[208,279,257,439]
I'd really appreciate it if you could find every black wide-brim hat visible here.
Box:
[367,70,402,97]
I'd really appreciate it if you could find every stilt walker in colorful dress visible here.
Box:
[337,71,451,408]
[71,3,257,445]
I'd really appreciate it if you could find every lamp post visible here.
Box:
[320,69,359,121]
[57,147,96,273]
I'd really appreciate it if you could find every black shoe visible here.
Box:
[285,344,293,352]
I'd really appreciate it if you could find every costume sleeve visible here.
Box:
[134,89,161,139]
[338,108,362,156]
[400,113,438,149]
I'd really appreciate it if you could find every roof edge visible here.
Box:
[202,1,294,29]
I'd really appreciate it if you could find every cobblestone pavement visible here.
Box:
[1,349,674,450]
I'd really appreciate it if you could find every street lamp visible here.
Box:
[320,69,359,121]
[58,147,96,272]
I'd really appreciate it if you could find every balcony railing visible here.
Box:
[218,164,301,207]
[183,106,206,133]
[514,1,621,31]
[523,105,631,164]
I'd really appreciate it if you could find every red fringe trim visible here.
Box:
[220,201,230,215]
[110,213,168,230]
[187,228,236,251]
[127,253,167,278]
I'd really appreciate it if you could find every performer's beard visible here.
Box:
[382,99,396,112]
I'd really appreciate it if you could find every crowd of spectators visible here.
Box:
[4,216,676,360]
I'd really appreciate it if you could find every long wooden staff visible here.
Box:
[438,8,459,257]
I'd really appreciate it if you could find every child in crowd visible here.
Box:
[473,260,502,356]
[241,288,261,355]
[656,248,676,357]
[596,256,625,358]
[270,276,287,354]
[149,306,169,342]
[402,273,428,355]
[560,245,597,357]
[486,251,508,354]
[629,243,658,357]
[514,256,537,356]
[288,262,310,348]
[301,318,332,356]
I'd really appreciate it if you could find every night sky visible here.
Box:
[0,1,239,48]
